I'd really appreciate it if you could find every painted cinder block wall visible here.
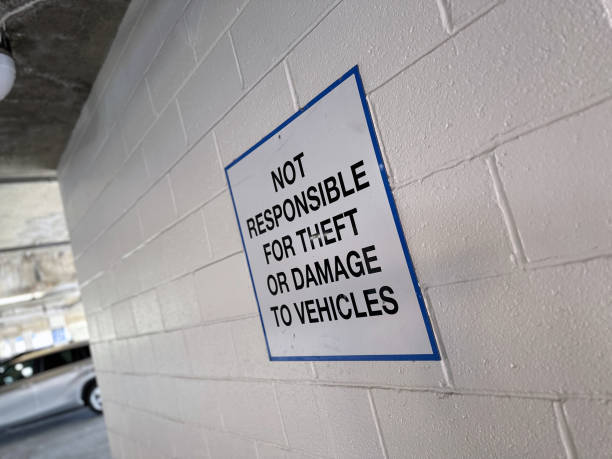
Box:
[57,0,612,457]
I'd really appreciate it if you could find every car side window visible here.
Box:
[70,346,91,362]
[0,359,39,386]
[42,350,73,372]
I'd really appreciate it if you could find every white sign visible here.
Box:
[225,67,439,361]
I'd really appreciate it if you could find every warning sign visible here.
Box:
[225,66,439,361]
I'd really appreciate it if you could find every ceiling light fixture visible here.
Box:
[0,28,15,101]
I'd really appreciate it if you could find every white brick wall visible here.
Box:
[58,0,612,457]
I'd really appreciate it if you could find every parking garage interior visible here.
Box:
[0,0,611,458]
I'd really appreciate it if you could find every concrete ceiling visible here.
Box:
[0,0,130,178]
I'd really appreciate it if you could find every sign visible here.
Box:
[225,66,439,361]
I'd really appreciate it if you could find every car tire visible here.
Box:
[84,381,103,414]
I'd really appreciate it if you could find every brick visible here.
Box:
[131,290,164,334]
[170,421,208,459]
[206,431,255,459]
[314,360,445,389]
[276,383,333,457]
[177,35,243,145]
[114,207,143,256]
[156,274,201,330]
[230,0,334,87]
[373,389,564,458]
[111,148,151,216]
[395,159,514,286]
[194,253,257,321]
[215,64,294,166]
[288,0,447,103]
[496,100,612,262]
[429,258,612,393]
[203,191,242,260]
[564,399,612,459]
[144,413,177,458]
[113,254,141,300]
[183,322,239,378]
[217,380,285,444]
[231,317,312,380]
[119,439,142,459]
[97,227,123,271]
[137,175,177,240]
[150,329,191,376]
[169,132,225,217]
[127,334,156,374]
[161,211,212,278]
[109,339,133,373]
[146,18,196,112]
[120,79,156,154]
[184,0,246,60]
[372,0,612,184]
[135,235,168,291]
[91,342,111,371]
[318,386,382,459]
[103,401,127,434]
[148,375,182,419]
[80,281,101,314]
[97,307,116,341]
[176,378,224,429]
[111,299,137,339]
[84,131,127,213]
[141,101,186,181]
[86,312,100,343]
[125,375,152,411]
[106,431,124,459]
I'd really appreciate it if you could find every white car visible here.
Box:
[0,342,101,429]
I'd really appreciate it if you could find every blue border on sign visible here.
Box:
[225,66,440,361]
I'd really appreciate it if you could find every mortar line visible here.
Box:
[525,251,612,271]
[211,130,225,173]
[435,0,453,34]
[175,98,189,146]
[199,205,214,260]
[486,154,528,267]
[93,367,612,403]
[144,79,158,116]
[422,289,455,388]
[368,389,389,459]
[271,382,290,447]
[366,95,396,185]
[553,401,578,459]
[227,29,245,90]
[309,362,318,379]
[283,59,300,111]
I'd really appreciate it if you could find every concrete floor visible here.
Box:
[0,407,110,459]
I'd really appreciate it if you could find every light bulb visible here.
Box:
[0,31,15,101]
